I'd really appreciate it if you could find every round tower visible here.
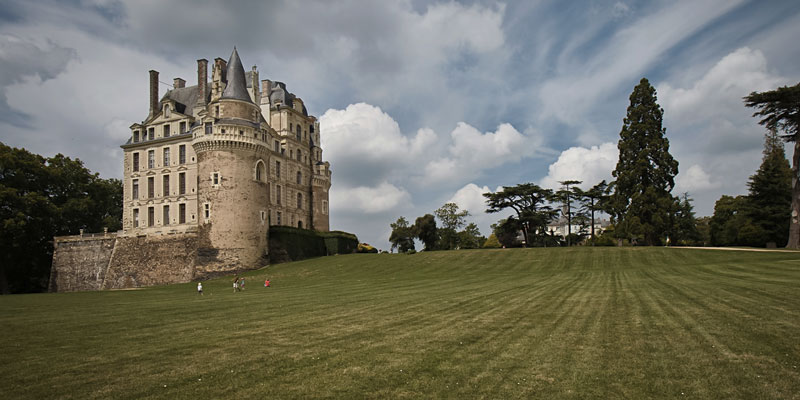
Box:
[192,47,270,273]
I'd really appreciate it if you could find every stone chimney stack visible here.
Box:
[197,59,208,107]
[149,70,159,118]
[260,79,272,105]
[173,78,186,89]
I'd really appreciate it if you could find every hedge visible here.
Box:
[269,226,358,264]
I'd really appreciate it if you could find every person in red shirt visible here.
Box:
[264,278,271,288]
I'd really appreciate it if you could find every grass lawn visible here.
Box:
[1,247,799,399]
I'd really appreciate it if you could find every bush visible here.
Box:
[406,249,416,255]
[269,226,358,263]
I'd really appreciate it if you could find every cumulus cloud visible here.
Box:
[539,143,618,190]
[331,181,411,215]
[675,164,720,194]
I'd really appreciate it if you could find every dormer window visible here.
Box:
[164,104,170,117]
[133,130,140,143]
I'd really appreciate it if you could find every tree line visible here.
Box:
[0,143,122,293]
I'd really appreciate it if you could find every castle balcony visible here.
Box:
[191,130,269,154]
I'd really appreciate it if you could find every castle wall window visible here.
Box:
[310,125,314,133]
[179,172,186,195]
[148,127,154,141]
[163,148,170,166]
[179,203,186,224]
[276,161,281,178]
[296,150,301,161]
[148,150,155,169]
[163,124,170,138]
[133,208,139,228]
[260,211,266,223]
[203,203,211,220]
[297,193,302,209]
[296,171,301,184]
[164,104,170,118]
[274,140,279,152]
[132,179,139,200]
[133,153,139,171]
[296,125,301,141]
[148,207,155,226]
[255,160,265,182]
[204,122,213,135]
[212,172,220,186]
[215,105,220,118]
[147,177,154,198]
[133,131,140,143]
[277,211,282,225]
[163,205,170,226]
[322,200,328,215]
[179,121,186,133]
[298,220,303,229]
[276,185,282,205]
[162,175,170,196]
[179,145,186,164]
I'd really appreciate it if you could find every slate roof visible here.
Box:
[221,47,252,103]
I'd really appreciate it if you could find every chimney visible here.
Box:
[149,70,159,118]
[173,78,186,89]
[197,59,207,106]
[261,79,272,105]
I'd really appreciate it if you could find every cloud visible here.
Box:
[539,143,618,190]
[331,181,411,215]
[675,164,720,194]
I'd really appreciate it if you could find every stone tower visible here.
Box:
[192,48,271,271]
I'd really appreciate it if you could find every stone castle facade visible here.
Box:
[50,48,332,291]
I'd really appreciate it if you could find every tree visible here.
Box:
[745,129,792,247]
[556,180,581,246]
[709,195,764,247]
[483,233,502,248]
[744,82,800,248]
[484,183,558,246]
[413,214,438,251]
[434,203,469,250]
[389,216,416,253]
[575,180,610,243]
[670,193,700,245]
[491,218,521,248]
[610,78,679,245]
[0,143,123,293]
[457,223,485,249]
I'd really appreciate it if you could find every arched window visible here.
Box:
[297,193,302,209]
[296,171,302,184]
[255,160,266,182]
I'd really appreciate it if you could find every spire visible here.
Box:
[221,47,252,103]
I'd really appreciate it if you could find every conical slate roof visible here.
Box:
[221,47,252,103]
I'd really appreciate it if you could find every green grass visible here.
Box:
[1,247,799,399]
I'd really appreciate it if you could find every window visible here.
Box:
[310,125,314,133]
[164,104,170,118]
[179,145,186,164]
[179,121,186,133]
[322,200,328,215]
[179,172,186,195]
[133,208,139,228]
[260,211,266,223]
[179,203,186,224]
[256,161,265,182]
[289,150,293,159]
[274,140,280,152]
[132,179,139,199]
[162,175,169,196]
[148,127,154,141]
[205,122,213,135]
[163,205,170,226]
[297,193,302,209]
[296,171,301,184]
[148,150,155,169]
[133,130,140,143]
[296,125,301,141]
[276,185,282,205]
[203,203,210,220]
[296,150,301,161]
[148,207,155,227]
[298,220,303,229]
[277,211,282,225]
[215,106,219,118]
[212,172,220,186]
[133,153,140,171]
[147,177,154,198]
[163,148,170,166]
[163,124,170,138]
[276,161,281,178]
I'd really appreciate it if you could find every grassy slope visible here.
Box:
[1,247,799,399]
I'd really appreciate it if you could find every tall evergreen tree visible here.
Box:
[556,180,581,246]
[610,78,679,245]
[744,83,800,248]
[745,129,792,246]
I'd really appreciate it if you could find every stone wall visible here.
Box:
[102,232,197,289]
[49,234,116,292]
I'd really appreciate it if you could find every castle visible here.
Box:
[49,48,334,291]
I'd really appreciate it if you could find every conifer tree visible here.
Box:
[745,129,792,246]
[610,78,678,245]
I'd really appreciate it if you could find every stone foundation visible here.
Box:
[49,234,117,292]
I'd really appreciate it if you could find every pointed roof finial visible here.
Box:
[221,47,252,103]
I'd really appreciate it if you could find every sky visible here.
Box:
[1,0,799,250]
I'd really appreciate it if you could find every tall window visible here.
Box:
[164,104,170,118]
[162,175,170,196]
[296,150,301,161]
[205,122,213,135]
[132,179,139,199]
[297,193,302,209]
[212,172,220,186]
[276,161,281,178]
[179,203,186,223]
[148,207,154,226]
[133,208,139,228]
[204,203,210,219]
[147,177,154,198]
[256,161,265,182]
[148,150,155,169]
[277,211,282,225]
[322,200,328,215]
[296,171,301,184]
[163,148,170,166]
[133,131,140,143]
[178,172,186,195]
[179,121,186,133]
[179,145,186,164]
[298,220,303,229]
[163,205,170,226]
[163,124,170,138]
[276,185,282,205]
[274,140,280,152]
[148,127,154,141]
[133,153,139,171]
[296,125,301,141]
